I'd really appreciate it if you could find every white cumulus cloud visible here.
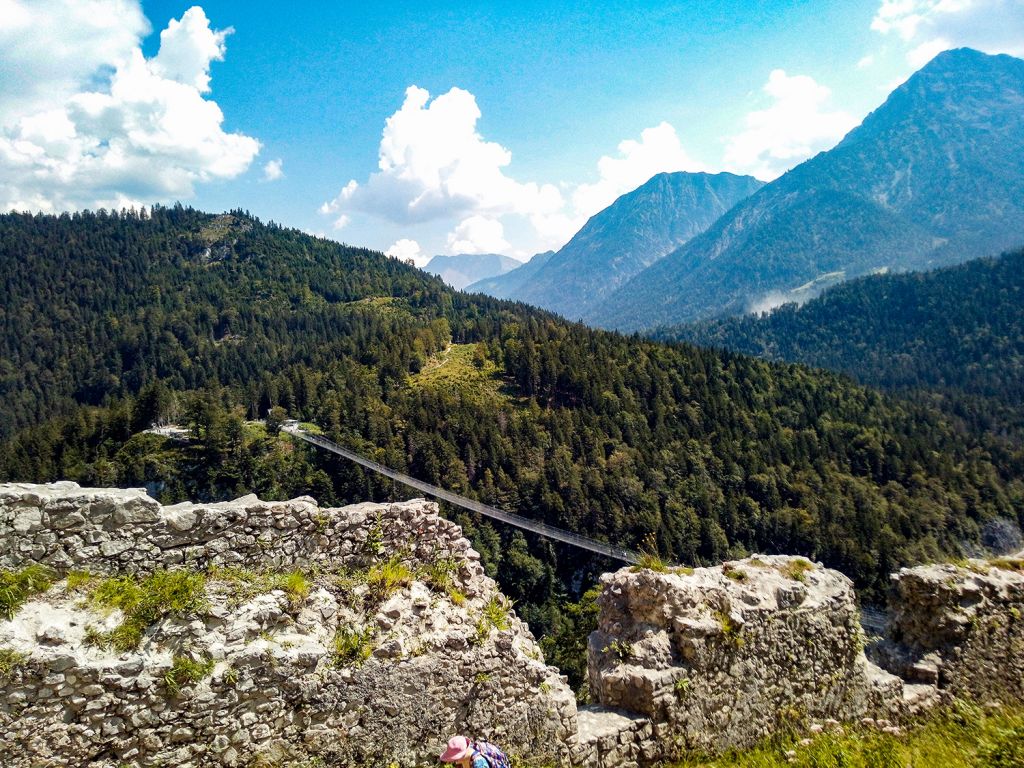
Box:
[723,70,857,181]
[0,0,148,123]
[0,2,260,212]
[263,158,284,181]
[446,215,510,254]
[385,238,424,265]
[871,0,1024,64]
[150,5,232,92]
[321,86,563,231]
[322,84,713,255]
[571,122,705,219]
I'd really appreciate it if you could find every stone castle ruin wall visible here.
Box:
[2,482,1023,767]
[0,483,577,768]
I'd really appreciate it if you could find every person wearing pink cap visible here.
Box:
[438,735,510,768]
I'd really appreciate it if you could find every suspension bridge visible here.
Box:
[282,422,642,565]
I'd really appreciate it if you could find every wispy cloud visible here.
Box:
[871,0,1024,64]
[263,158,284,181]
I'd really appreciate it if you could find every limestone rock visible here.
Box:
[0,483,575,768]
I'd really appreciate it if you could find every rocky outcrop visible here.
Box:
[878,560,1024,701]
[585,555,1024,765]
[3,483,1023,768]
[587,557,901,761]
[0,483,576,768]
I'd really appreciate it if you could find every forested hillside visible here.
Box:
[2,209,1022,668]
[659,249,1024,441]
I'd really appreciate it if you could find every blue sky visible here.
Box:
[2,0,1023,262]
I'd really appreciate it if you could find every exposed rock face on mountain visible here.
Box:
[422,253,523,290]
[876,560,1024,702]
[594,48,1024,330]
[0,483,576,768]
[473,172,764,319]
[465,250,555,298]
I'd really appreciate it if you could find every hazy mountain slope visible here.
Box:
[422,252,522,290]
[465,250,555,298]
[658,247,1024,439]
[593,48,1024,330]
[484,172,763,318]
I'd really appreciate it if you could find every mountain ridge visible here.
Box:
[422,252,522,290]
[473,171,764,318]
[591,48,1024,330]
[656,247,1024,440]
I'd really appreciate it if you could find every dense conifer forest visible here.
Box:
[2,209,1022,687]
[657,249,1024,442]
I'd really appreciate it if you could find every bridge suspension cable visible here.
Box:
[284,424,641,565]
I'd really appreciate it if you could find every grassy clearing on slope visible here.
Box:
[409,343,511,405]
[341,295,413,318]
[674,700,1024,768]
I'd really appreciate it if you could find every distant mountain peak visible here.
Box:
[422,252,522,290]
[472,170,763,318]
[591,48,1024,331]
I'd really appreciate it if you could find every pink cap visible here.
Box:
[440,735,472,762]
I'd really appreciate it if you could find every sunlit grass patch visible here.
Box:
[367,557,413,602]
[779,558,815,582]
[331,625,375,667]
[164,654,215,695]
[672,700,1024,767]
[86,569,208,652]
[207,567,311,608]
[0,564,55,620]
[409,343,511,405]
[420,556,466,604]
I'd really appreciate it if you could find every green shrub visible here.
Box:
[164,654,215,695]
[483,594,510,630]
[0,647,27,680]
[366,557,413,602]
[602,639,634,663]
[630,533,669,573]
[364,516,385,557]
[0,564,55,619]
[331,625,374,667]
[632,551,669,573]
[471,595,512,645]
[715,611,744,648]
[779,559,814,582]
[723,565,748,582]
[421,556,465,605]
